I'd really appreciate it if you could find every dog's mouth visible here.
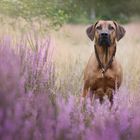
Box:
[98,36,111,47]
[98,35,111,62]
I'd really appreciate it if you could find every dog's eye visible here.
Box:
[96,26,102,30]
[109,26,114,30]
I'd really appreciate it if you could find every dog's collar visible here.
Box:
[94,45,116,76]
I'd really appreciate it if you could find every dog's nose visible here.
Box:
[101,33,108,37]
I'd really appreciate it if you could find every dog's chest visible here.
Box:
[91,70,116,91]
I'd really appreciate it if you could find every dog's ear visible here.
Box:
[113,21,126,41]
[86,21,98,41]
[86,25,94,41]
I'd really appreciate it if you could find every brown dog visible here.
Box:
[82,20,125,105]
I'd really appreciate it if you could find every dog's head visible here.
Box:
[86,20,126,47]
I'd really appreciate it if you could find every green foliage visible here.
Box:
[0,0,69,28]
[0,0,140,27]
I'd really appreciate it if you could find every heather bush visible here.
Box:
[0,35,140,140]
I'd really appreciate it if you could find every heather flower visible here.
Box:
[0,35,140,140]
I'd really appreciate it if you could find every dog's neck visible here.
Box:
[94,43,116,66]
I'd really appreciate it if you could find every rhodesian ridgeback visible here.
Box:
[82,20,126,105]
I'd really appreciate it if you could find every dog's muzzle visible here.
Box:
[98,33,111,47]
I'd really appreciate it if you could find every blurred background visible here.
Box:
[0,0,140,95]
[0,0,140,27]
[0,1,137,101]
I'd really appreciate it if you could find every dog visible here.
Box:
[82,20,126,105]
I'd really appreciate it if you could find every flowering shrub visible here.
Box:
[0,36,140,140]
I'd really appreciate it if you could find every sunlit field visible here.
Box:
[53,22,140,93]
[1,16,140,140]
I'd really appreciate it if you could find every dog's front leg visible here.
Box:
[106,88,114,106]
[82,81,89,98]
[94,88,104,104]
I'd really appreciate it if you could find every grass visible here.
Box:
[52,22,140,92]
[0,19,140,140]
